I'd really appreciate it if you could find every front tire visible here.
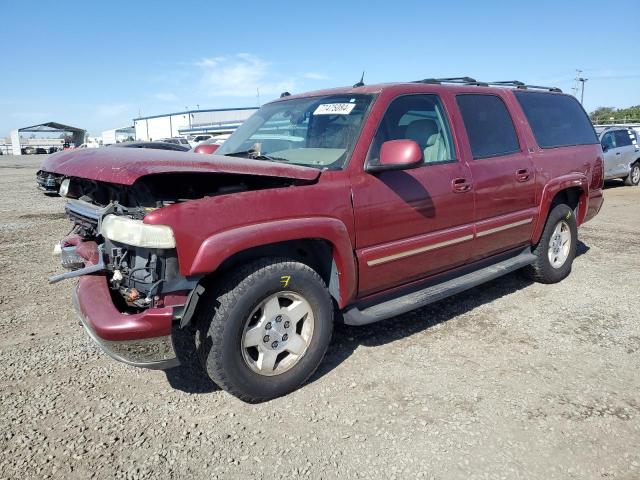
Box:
[196,258,333,403]
[523,203,577,284]
[624,162,640,186]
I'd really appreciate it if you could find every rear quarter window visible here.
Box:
[514,91,598,149]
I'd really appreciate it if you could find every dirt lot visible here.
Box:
[1,154,639,479]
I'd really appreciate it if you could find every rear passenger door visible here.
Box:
[455,94,537,260]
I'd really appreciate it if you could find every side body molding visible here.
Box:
[188,217,357,308]
[532,173,589,244]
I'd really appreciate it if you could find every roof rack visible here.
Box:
[413,77,561,92]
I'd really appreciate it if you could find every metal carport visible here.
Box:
[11,122,86,155]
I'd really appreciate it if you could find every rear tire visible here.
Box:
[624,162,640,186]
[195,258,333,403]
[523,203,577,284]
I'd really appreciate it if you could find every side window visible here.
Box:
[514,91,598,149]
[601,132,616,150]
[367,94,455,165]
[614,129,633,148]
[456,94,520,159]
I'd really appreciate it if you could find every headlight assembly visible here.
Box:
[101,214,175,248]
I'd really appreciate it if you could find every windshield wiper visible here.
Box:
[224,150,289,162]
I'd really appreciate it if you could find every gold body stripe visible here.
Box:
[367,217,533,267]
[476,218,533,238]
[367,234,474,266]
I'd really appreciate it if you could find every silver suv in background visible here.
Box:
[596,126,640,185]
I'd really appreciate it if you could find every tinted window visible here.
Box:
[614,129,633,147]
[514,91,598,148]
[456,94,520,159]
[368,94,455,165]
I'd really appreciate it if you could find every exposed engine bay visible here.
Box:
[54,172,299,312]
[63,172,297,210]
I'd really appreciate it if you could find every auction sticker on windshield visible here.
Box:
[313,103,356,115]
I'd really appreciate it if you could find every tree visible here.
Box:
[590,105,640,124]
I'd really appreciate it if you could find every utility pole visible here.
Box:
[257,88,261,107]
[573,70,588,104]
[578,77,588,104]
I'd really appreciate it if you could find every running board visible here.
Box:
[343,248,537,326]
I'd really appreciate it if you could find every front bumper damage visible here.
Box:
[72,273,179,369]
[53,235,181,369]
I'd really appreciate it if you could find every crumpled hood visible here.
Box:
[41,148,321,185]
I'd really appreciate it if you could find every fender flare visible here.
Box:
[532,173,589,244]
[188,217,357,308]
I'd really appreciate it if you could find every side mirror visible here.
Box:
[601,143,609,152]
[366,139,423,173]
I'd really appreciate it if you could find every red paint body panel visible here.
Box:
[143,172,357,306]
[189,217,357,306]
[41,147,320,185]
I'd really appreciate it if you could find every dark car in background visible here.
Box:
[37,141,190,194]
[111,141,190,152]
[157,137,191,148]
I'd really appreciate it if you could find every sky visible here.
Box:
[1,0,639,138]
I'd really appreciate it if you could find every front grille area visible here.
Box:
[64,200,104,237]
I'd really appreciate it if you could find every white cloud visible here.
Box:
[196,53,295,97]
[154,92,178,102]
[303,72,329,80]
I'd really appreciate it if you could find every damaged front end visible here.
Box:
[50,197,191,369]
[49,168,312,369]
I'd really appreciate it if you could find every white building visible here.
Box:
[102,126,135,145]
[133,107,258,141]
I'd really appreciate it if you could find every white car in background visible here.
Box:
[187,134,213,148]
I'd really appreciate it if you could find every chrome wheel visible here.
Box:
[631,165,640,185]
[241,291,314,376]
[548,220,571,269]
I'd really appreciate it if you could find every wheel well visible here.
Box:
[181,239,341,329]
[212,239,337,298]
[551,187,582,212]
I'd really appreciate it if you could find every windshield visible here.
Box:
[216,94,374,169]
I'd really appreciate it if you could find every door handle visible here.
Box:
[515,168,531,182]
[616,152,621,155]
[451,177,472,193]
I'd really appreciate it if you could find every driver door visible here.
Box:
[351,94,474,297]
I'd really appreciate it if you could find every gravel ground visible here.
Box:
[1,154,639,479]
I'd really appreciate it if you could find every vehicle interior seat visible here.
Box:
[404,119,446,162]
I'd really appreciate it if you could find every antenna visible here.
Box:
[353,71,365,88]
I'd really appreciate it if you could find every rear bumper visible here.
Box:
[72,271,180,370]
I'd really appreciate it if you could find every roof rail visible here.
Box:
[412,77,562,92]
[414,77,478,85]
[488,80,562,92]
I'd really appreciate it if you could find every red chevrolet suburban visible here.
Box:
[45,78,604,402]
